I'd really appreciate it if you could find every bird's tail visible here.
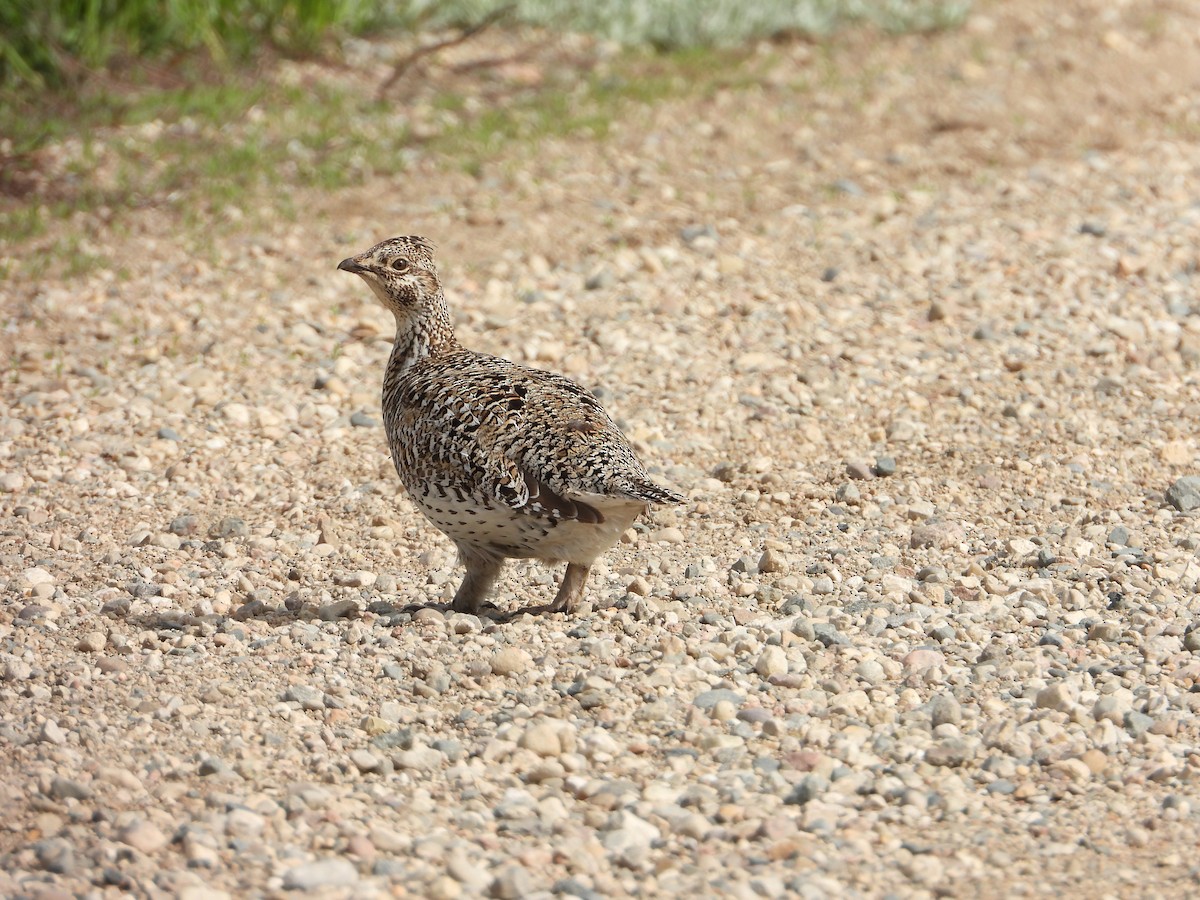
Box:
[623,477,686,506]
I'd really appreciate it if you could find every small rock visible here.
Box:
[2,654,32,681]
[1035,682,1077,712]
[873,456,897,476]
[118,820,168,854]
[784,774,829,805]
[428,876,462,900]
[48,776,91,801]
[34,838,76,875]
[22,566,55,586]
[490,648,532,677]
[226,808,265,838]
[1165,476,1200,511]
[282,858,359,890]
[39,719,67,745]
[1079,749,1108,775]
[911,520,963,548]
[335,571,376,588]
[350,411,378,427]
[350,749,382,772]
[490,864,535,899]
[211,516,249,538]
[1125,710,1155,737]
[603,811,660,868]
[319,599,359,621]
[694,689,743,710]
[754,646,788,679]
[930,694,962,727]
[1088,622,1122,642]
[846,460,874,480]
[284,685,325,711]
[519,721,571,757]
[626,576,651,596]
[903,649,944,671]
[757,548,788,574]
[651,526,685,544]
[169,514,199,535]
[76,631,107,652]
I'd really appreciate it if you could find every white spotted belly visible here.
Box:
[410,488,644,565]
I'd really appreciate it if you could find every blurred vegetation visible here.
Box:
[1,0,969,90]
[0,0,969,255]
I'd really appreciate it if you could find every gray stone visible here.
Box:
[319,599,359,620]
[846,460,874,480]
[489,864,535,899]
[282,858,359,890]
[693,689,743,710]
[1165,476,1200,511]
[1125,711,1156,737]
[48,776,91,801]
[784,774,829,805]
[39,719,67,745]
[813,623,850,647]
[34,838,76,874]
[1035,682,1076,712]
[284,685,325,710]
[930,694,962,727]
[211,516,249,538]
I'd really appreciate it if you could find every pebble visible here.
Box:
[48,776,91,800]
[754,646,788,678]
[1165,476,1200,511]
[350,749,382,772]
[39,719,67,745]
[5,16,1200,898]
[694,689,743,710]
[930,694,962,727]
[758,548,788,574]
[846,460,875,480]
[76,631,107,652]
[34,838,76,875]
[335,570,377,588]
[319,599,360,620]
[490,648,532,676]
[282,858,359,890]
[490,865,536,899]
[118,820,168,853]
[519,720,573,757]
[873,456,897,476]
[1035,682,1076,712]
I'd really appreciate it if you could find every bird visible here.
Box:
[337,236,685,616]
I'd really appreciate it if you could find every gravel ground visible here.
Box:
[4,1,1200,897]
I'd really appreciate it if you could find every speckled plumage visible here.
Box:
[338,236,685,615]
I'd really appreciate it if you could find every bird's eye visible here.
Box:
[390,258,410,272]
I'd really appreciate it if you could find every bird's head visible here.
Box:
[338,236,440,315]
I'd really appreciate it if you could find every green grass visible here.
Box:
[0,41,763,250]
[0,0,971,262]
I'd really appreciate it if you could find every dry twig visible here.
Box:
[377,5,515,99]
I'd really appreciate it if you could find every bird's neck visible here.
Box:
[386,295,462,375]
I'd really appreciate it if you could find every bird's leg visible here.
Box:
[548,563,590,615]
[452,551,502,614]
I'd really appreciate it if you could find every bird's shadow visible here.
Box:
[386,598,567,624]
[113,599,567,634]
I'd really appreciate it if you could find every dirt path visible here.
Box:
[3,1,1200,896]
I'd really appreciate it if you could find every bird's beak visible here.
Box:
[338,257,367,274]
